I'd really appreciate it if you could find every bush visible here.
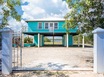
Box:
[24,37,33,43]
[73,34,93,45]
[44,37,51,42]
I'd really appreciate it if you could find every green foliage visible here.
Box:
[0,33,1,46]
[63,9,78,33]
[24,37,33,43]
[65,0,104,33]
[44,37,51,42]
[74,34,93,45]
[0,0,21,29]
[65,0,104,44]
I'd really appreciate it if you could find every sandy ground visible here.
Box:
[12,47,93,70]
[1,47,104,77]
[0,71,104,77]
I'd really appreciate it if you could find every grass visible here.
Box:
[44,42,62,45]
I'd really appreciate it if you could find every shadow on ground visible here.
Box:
[0,71,71,77]
[12,62,71,71]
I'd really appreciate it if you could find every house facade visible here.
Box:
[23,19,78,47]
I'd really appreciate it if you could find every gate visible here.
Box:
[12,31,23,70]
[0,31,22,71]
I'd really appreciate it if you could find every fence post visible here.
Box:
[0,27,13,74]
[92,27,104,73]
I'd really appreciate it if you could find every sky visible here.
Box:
[21,0,70,20]
[0,0,70,31]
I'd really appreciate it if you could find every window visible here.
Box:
[54,22,58,29]
[44,22,58,29]
[45,22,49,29]
[38,22,42,29]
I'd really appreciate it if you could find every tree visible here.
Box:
[0,0,21,29]
[44,37,51,42]
[64,0,104,44]
[65,0,104,33]
[24,37,33,43]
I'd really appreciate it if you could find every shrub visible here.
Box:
[44,37,51,42]
[24,37,33,43]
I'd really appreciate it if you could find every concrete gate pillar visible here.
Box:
[0,27,13,74]
[92,27,104,73]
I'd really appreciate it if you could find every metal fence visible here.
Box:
[12,32,23,70]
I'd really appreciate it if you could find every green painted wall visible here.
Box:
[34,35,38,46]
[62,35,64,46]
[62,34,73,47]
[27,21,77,33]
[68,35,73,46]
[42,35,44,46]
[27,21,75,47]
[33,34,73,47]
[34,34,44,47]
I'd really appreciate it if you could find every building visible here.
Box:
[23,19,78,47]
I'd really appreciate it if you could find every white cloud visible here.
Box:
[22,0,70,19]
[1,0,70,31]
[7,16,27,32]
[52,0,58,3]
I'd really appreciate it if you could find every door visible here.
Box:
[49,23,54,32]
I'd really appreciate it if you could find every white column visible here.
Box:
[38,33,40,48]
[67,33,68,48]
[82,35,84,48]
[0,27,13,74]
[92,27,104,73]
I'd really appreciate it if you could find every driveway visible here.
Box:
[13,47,93,70]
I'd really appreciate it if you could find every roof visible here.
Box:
[26,18,65,22]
